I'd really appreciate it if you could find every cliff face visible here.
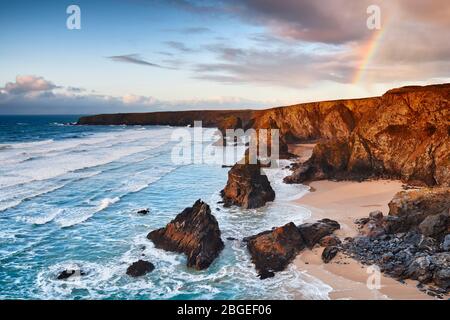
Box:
[286,84,450,186]
[78,83,450,187]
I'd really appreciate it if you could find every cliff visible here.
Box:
[78,83,450,187]
[285,84,450,186]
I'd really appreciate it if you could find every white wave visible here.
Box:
[97,197,120,211]
[56,197,120,228]
[17,209,62,225]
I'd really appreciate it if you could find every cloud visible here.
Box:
[107,54,171,68]
[1,75,59,95]
[164,41,196,53]
[0,75,271,114]
[193,43,355,87]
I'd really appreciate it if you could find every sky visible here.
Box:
[0,0,449,114]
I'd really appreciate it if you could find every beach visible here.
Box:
[288,144,434,300]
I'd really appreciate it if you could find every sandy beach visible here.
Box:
[288,144,434,300]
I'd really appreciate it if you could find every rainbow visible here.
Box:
[352,25,388,84]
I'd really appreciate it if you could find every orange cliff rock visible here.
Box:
[78,83,450,187]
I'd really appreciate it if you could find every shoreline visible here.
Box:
[287,145,433,300]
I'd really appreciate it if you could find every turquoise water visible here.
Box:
[0,116,330,300]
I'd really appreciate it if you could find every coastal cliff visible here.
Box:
[78,83,449,187]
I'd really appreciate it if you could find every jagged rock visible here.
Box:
[322,246,339,263]
[57,268,86,280]
[126,260,155,277]
[385,188,450,236]
[319,234,341,247]
[147,200,224,270]
[221,156,275,209]
[245,222,305,278]
[284,84,450,187]
[419,211,449,239]
[297,219,340,248]
[359,211,386,238]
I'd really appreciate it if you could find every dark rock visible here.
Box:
[221,155,275,209]
[226,237,237,241]
[322,246,339,263]
[297,219,340,248]
[385,188,450,235]
[258,270,275,280]
[418,211,449,239]
[369,210,384,220]
[319,234,341,247]
[147,200,224,270]
[354,217,370,226]
[434,268,450,290]
[442,235,450,251]
[126,260,155,277]
[246,222,305,278]
[57,268,86,280]
[137,209,150,215]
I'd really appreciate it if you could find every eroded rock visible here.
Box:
[221,156,275,209]
[147,200,224,270]
[245,222,305,278]
[126,260,155,277]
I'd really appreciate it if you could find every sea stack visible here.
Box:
[147,200,224,270]
[221,154,275,209]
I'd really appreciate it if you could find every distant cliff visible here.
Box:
[78,83,450,187]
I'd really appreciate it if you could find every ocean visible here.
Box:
[0,115,331,300]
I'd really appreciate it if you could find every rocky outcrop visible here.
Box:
[322,246,339,263]
[297,219,340,248]
[78,83,449,187]
[221,157,275,209]
[285,84,450,187]
[244,219,340,278]
[126,260,155,277]
[346,187,450,296]
[244,222,305,279]
[57,268,86,280]
[344,232,449,295]
[147,200,224,270]
[385,187,450,238]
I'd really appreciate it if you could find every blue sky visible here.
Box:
[1,0,449,114]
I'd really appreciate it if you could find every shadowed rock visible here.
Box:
[126,260,155,277]
[284,84,450,187]
[244,222,305,279]
[147,200,224,270]
[221,156,275,209]
[297,219,340,248]
[322,246,339,263]
[57,268,86,280]
[385,187,450,238]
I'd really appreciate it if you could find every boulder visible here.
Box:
[359,211,386,238]
[126,260,155,277]
[322,246,339,263]
[147,200,224,270]
[137,209,150,215]
[319,234,341,247]
[442,235,450,251]
[297,219,340,248]
[57,268,86,280]
[245,222,305,278]
[385,188,450,236]
[221,155,275,209]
